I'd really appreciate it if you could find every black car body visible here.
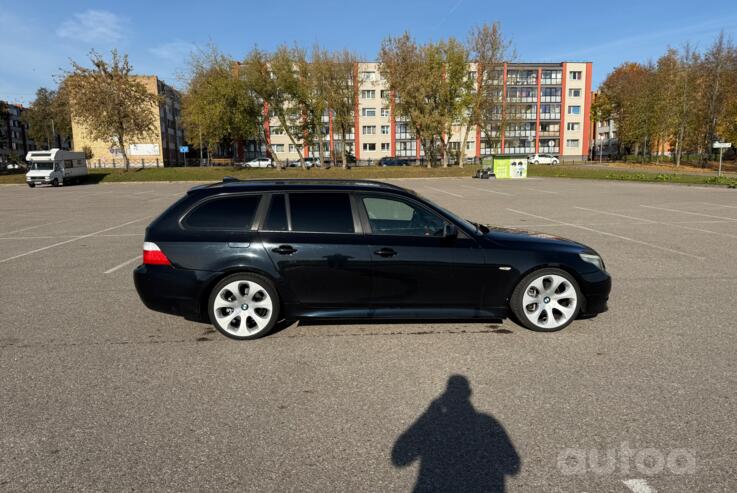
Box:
[134,179,610,339]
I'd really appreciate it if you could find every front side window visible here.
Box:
[184,195,261,230]
[363,197,446,237]
[289,193,354,233]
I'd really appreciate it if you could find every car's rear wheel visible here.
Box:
[510,268,581,332]
[208,273,279,340]
[52,178,59,187]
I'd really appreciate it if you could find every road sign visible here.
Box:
[713,142,731,149]
[179,146,189,153]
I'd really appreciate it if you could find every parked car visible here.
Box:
[134,178,611,340]
[25,149,88,187]
[528,154,559,165]
[243,158,273,168]
[378,157,411,167]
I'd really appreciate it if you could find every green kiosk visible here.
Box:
[474,155,528,179]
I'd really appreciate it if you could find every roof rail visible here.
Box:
[216,178,407,190]
[221,176,240,183]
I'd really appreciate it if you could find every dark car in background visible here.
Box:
[379,157,411,166]
[134,179,610,340]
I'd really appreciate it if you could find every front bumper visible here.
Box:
[578,270,611,317]
[133,264,221,322]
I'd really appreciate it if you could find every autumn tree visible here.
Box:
[468,22,512,164]
[181,46,261,163]
[63,50,159,170]
[323,49,358,168]
[241,46,308,167]
[23,87,72,149]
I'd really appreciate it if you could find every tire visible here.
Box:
[52,178,59,187]
[28,182,35,188]
[208,273,280,340]
[510,268,581,332]
[533,160,539,165]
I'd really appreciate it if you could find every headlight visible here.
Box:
[579,253,605,271]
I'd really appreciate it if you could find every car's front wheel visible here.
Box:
[208,273,279,340]
[510,268,581,332]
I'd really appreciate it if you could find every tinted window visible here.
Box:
[263,194,288,231]
[184,195,261,230]
[363,197,446,236]
[289,193,354,233]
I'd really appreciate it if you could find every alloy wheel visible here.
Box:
[521,274,578,329]
[212,280,273,336]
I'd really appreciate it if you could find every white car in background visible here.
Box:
[528,154,560,165]
[244,158,273,168]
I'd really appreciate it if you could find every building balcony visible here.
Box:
[540,78,562,85]
[506,97,537,103]
[539,113,561,121]
[540,96,561,103]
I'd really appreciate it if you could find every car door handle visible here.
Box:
[374,247,397,258]
[272,245,297,255]
[227,242,250,248]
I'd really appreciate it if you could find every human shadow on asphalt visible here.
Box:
[391,375,520,492]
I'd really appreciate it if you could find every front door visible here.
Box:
[260,192,372,313]
[358,194,486,314]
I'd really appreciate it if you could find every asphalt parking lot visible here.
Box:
[2,176,736,492]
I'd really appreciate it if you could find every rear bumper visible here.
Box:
[579,270,611,317]
[133,265,220,321]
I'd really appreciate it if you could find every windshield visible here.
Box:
[31,162,54,171]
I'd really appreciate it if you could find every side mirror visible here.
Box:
[443,223,458,239]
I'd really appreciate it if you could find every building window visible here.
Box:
[381,142,390,151]
[566,122,580,131]
[271,126,284,135]
[381,107,390,117]
[359,71,376,81]
[361,89,376,99]
[567,106,581,115]
[381,125,390,135]
[362,125,376,135]
[361,107,376,117]
[289,144,302,152]
[566,139,579,148]
[362,143,376,151]
[272,144,285,152]
[568,88,581,97]
[380,90,390,99]
[569,71,582,80]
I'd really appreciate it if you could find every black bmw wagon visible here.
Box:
[134,178,610,339]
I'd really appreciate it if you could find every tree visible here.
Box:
[468,23,512,165]
[323,49,358,168]
[181,45,261,163]
[63,50,160,170]
[23,87,72,149]
[241,46,308,167]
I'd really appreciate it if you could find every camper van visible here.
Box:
[25,149,88,187]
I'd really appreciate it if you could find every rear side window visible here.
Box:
[184,195,261,230]
[262,194,288,231]
[289,193,354,233]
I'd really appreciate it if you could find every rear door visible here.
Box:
[260,192,372,311]
[357,194,486,312]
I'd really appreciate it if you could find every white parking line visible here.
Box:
[641,205,737,222]
[0,219,70,236]
[458,185,513,196]
[623,478,656,493]
[523,187,558,194]
[0,217,149,264]
[702,201,737,210]
[576,206,737,240]
[507,208,705,260]
[423,186,464,198]
[104,254,141,274]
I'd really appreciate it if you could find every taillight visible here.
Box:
[142,242,171,266]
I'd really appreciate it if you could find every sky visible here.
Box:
[1,0,736,105]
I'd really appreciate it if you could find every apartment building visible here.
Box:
[72,76,184,167]
[255,61,592,163]
[0,102,38,162]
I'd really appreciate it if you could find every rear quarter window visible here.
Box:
[183,194,261,230]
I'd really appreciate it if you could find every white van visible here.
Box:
[25,149,88,187]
